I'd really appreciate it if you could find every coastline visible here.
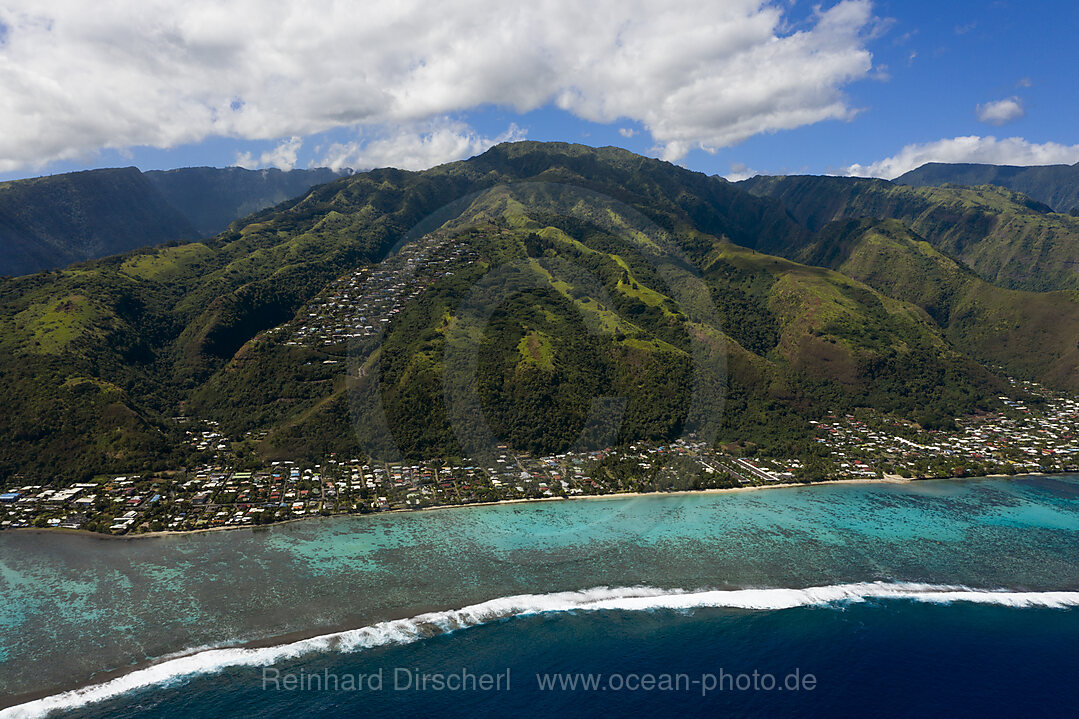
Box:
[4,472,1054,542]
[0,470,1072,714]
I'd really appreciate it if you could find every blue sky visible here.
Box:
[0,0,1076,182]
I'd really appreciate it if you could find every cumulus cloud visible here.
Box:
[317,121,525,172]
[234,136,302,170]
[976,97,1025,126]
[845,136,1079,179]
[0,0,877,172]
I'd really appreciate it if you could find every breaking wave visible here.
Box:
[4,581,1078,718]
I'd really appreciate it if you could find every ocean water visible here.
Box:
[48,602,1079,719]
[2,476,1079,717]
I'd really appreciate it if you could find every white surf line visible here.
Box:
[4,582,1078,719]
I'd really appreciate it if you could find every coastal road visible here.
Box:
[732,458,779,482]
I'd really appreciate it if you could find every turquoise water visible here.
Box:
[2,476,1079,710]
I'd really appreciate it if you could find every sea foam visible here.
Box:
[4,582,1078,719]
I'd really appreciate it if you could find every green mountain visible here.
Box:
[0,165,348,278]
[145,166,348,237]
[0,142,1048,481]
[791,218,1079,391]
[740,175,1079,292]
[194,180,992,464]
[897,161,1079,214]
[0,168,200,277]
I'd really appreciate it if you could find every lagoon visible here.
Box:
[3,475,1079,714]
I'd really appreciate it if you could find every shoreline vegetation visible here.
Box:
[6,472,1054,542]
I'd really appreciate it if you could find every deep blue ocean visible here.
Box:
[3,476,1079,718]
[55,603,1079,719]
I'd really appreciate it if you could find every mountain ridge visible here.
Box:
[0,165,349,277]
[144,165,348,236]
[739,174,1079,293]
[897,161,1079,214]
[1,142,1065,481]
[0,167,200,277]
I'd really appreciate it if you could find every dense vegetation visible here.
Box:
[3,142,1071,482]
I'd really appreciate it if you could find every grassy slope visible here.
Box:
[798,218,1079,391]
[740,175,1079,293]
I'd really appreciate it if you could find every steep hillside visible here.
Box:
[0,168,200,277]
[897,161,1079,214]
[796,218,1079,390]
[194,183,994,464]
[0,143,1014,480]
[740,175,1079,292]
[145,166,347,236]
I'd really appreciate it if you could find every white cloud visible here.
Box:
[317,121,525,172]
[618,128,638,139]
[0,0,878,172]
[234,136,302,170]
[845,136,1079,179]
[724,162,761,182]
[976,97,1025,126]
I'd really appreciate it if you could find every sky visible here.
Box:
[0,0,1076,183]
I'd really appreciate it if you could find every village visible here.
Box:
[4,233,1079,535]
[0,439,750,534]
[277,230,476,349]
[816,378,1079,480]
[3,376,1079,535]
